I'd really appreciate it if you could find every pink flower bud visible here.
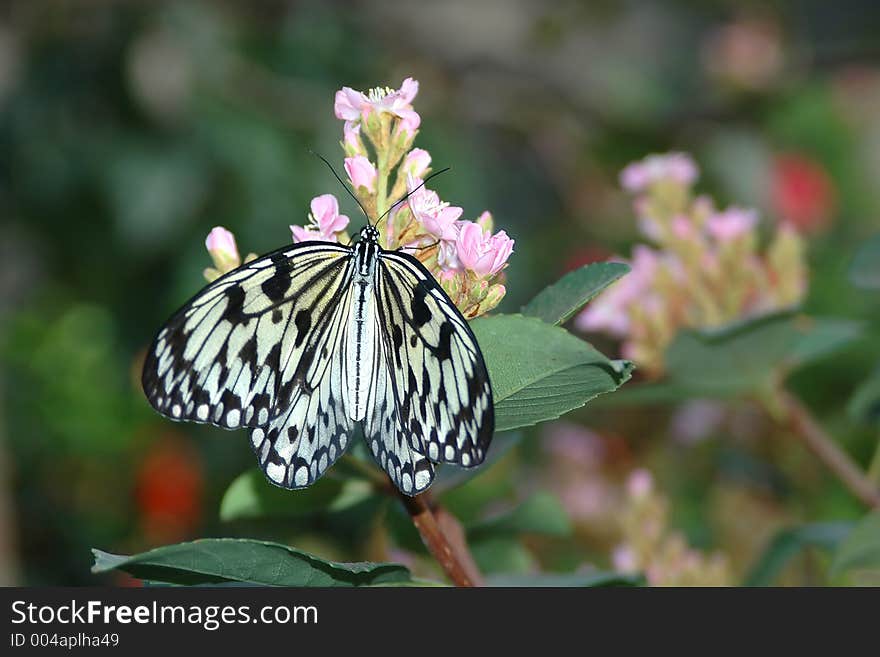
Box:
[476,210,494,233]
[401,148,431,179]
[205,226,240,273]
[344,156,377,193]
[706,207,758,242]
[343,120,363,154]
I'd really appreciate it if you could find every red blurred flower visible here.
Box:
[135,435,203,543]
[770,153,835,233]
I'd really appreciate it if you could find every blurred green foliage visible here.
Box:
[2,0,880,586]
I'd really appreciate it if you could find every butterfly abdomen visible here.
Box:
[345,239,379,421]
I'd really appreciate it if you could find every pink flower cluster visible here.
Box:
[578,152,808,375]
[203,78,514,318]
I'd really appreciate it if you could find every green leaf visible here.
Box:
[472,314,633,431]
[91,539,411,587]
[830,511,880,585]
[850,233,880,289]
[522,262,630,325]
[470,537,536,575]
[486,571,644,587]
[744,522,852,586]
[665,313,862,396]
[219,470,373,522]
[847,367,880,426]
[467,492,572,539]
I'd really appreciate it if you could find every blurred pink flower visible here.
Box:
[620,153,699,192]
[344,156,377,192]
[334,77,421,130]
[627,469,654,499]
[576,246,660,336]
[406,176,463,241]
[291,194,349,243]
[706,207,758,242]
[671,215,696,240]
[542,422,603,467]
[401,148,431,179]
[455,222,515,276]
[612,545,639,572]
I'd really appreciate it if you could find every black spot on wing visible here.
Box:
[261,254,293,301]
[222,285,246,322]
[411,284,431,327]
[435,321,453,361]
[294,309,311,348]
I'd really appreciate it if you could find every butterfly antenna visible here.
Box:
[308,149,370,220]
[374,167,451,228]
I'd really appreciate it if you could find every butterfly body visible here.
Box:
[142,225,494,495]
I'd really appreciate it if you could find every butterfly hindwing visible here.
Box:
[375,250,494,471]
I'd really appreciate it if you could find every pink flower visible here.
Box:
[612,545,639,573]
[205,226,238,260]
[290,194,349,243]
[343,120,362,151]
[455,222,514,276]
[406,176,462,241]
[706,207,758,242]
[334,77,421,129]
[671,215,695,240]
[626,469,654,499]
[344,156,377,192]
[400,148,431,179]
[620,153,699,192]
[576,246,659,336]
[205,226,240,271]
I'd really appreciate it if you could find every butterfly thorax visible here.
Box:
[346,226,381,421]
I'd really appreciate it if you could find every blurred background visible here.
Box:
[2,0,880,586]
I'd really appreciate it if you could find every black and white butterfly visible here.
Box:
[141,224,494,495]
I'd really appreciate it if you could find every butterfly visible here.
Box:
[141,224,494,495]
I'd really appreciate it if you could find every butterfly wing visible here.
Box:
[372,249,494,485]
[362,307,436,495]
[142,241,355,488]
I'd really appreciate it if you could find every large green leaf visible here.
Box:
[830,511,880,585]
[467,491,572,539]
[219,471,374,522]
[665,313,862,396]
[744,522,852,586]
[521,262,630,325]
[850,233,880,289]
[92,539,411,586]
[472,314,632,431]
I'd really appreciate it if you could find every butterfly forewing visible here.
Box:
[141,228,495,495]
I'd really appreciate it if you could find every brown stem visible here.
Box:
[775,389,880,508]
[399,492,484,587]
